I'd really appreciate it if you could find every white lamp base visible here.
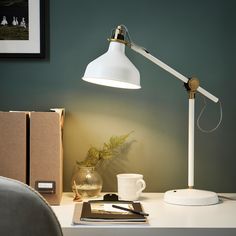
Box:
[164,189,219,206]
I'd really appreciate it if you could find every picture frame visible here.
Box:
[0,0,45,58]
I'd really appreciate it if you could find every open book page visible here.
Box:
[91,202,133,215]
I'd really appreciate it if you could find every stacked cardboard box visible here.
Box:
[0,112,27,183]
[0,109,64,205]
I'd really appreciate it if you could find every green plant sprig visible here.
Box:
[77,132,131,167]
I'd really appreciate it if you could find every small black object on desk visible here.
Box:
[103,193,119,201]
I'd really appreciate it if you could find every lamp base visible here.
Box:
[164,188,219,206]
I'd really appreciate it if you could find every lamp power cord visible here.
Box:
[197,96,223,133]
[218,195,236,201]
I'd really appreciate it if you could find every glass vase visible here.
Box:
[72,165,103,198]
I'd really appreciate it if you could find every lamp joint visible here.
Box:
[108,25,129,46]
[184,77,200,99]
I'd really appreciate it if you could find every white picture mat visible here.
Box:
[0,0,40,54]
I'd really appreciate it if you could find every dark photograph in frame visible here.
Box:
[0,0,45,58]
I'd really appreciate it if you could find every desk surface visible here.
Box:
[52,192,236,236]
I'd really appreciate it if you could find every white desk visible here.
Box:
[52,193,236,236]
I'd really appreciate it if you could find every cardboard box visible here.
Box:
[29,109,64,205]
[0,112,27,183]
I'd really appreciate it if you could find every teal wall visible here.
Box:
[1,0,235,192]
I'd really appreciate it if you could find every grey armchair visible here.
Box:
[0,176,63,236]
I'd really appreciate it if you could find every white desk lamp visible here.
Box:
[82,25,221,205]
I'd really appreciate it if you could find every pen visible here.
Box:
[112,204,149,216]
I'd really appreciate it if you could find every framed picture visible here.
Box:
[0,0,45,58]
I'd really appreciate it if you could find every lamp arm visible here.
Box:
[130,43,219,103]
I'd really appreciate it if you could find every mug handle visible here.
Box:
[136,179,146,198]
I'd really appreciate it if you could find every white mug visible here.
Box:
[117,173,146,201]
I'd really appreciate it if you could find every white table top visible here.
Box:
[52,192,236,236]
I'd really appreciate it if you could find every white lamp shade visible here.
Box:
[82,42,141,89]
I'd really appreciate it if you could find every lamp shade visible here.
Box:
[82,41,141,89]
